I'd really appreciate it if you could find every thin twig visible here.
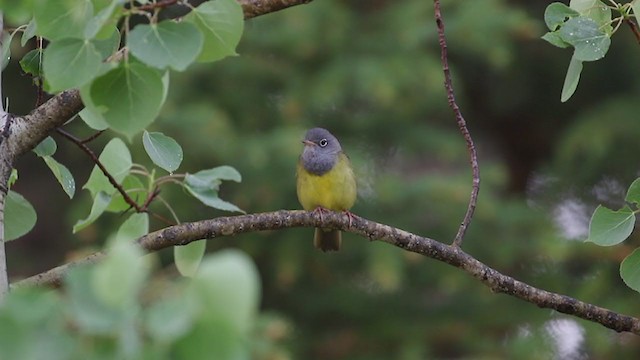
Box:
[433,0,480,248]
[80,130,105,144]
[55,128,144,212]
[625,18,640,45]
[136,0,178,12]
[12,209,640,335]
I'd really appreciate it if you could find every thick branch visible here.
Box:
[0,11,8,298]
[14,210,640,335]
[238,0,313,19]
[433,0,480,248]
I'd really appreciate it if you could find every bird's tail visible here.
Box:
[313,228,341,252]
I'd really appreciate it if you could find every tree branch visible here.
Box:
[625,18,640,45]
[0,11,9,299]
[55,128,145,213]
[433,0,480,248]
[238,0,313,19]
[13,210,640,335]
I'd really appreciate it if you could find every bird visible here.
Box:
[296,127,357,252]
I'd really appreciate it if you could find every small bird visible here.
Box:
[296,128,357,251]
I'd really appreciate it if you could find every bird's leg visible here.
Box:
[313,206,330,224]
[343,210,356,228]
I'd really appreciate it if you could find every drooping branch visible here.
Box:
[13,210,640,335]
[55,128,145,212]
[433,0,480,248]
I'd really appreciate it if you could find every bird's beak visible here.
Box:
[302,140,315,146]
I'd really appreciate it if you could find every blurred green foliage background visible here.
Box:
[6,0,640,358]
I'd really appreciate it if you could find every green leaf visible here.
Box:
[559,16,611,62]
[79,108,109,131]
[92,28,121,59]
[19,49,43,78]
[21,19,37,47]
[83,138,132,197]
[73,191,112,233]
[128,21,203,71]
[189,249,260,333]
[183,166,244,213]
[114,212,149,244]
[142,131,183,173]
[587,205,636,246]
[93,240,147,309]
[145,293,194,342]
[561,56,583,102]
[4,191,37,241]
[184,183,244,213]
[569,0,611,31]
[541,31,571,48]
[43,38,103,92]
[83,62,165,137]
[65,266,121,334]
[1,30,16,70]
[33,0,93,40]
[544,2,579,31]
[42,156,76,199]
[621,248,640,293]
[185,0,244,62]
[633,1,640,22]
[186,166,242,186]
[32,136,57,157]
[627,178,640,205]
[175,240,206,277]
[85,0,124,39]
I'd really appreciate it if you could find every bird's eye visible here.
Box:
[319,139,328,147]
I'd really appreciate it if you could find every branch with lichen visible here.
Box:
[14,210,640,335]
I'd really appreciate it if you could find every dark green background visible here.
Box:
[6,0,640,358]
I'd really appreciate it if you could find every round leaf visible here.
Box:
[544,2,579,31]
[93,237,147,309]
[175,240,206,277]
[128,21,203,71]
[621,248,640,293]
[185,0,244,62]
[4,191,37,241]
[142,131,183,173]
[32,136,57,157]
[626,178,640,205]
[43,38,103,92]
[586,205,635,246]
[33,0,93,40]
[190,249,260,333]
[559,16,610,62]
[86,62,165,137]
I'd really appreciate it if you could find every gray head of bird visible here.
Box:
[300,127,343,175]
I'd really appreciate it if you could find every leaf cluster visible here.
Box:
[542,0,639,101]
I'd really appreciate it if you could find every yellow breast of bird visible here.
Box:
[296,153,357,211]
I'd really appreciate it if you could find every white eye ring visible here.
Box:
[319,139,328,147]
